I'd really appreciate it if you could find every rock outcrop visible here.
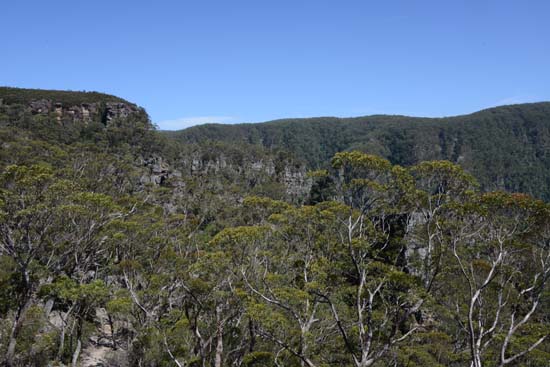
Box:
[139,151,312,207]
[27,99,142,124]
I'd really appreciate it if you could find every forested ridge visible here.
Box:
[1,87,550,367]
[169,102,550,201]
[0,87,130,106]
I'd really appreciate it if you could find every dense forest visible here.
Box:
[1,87,550,367]
[169,102,550,201]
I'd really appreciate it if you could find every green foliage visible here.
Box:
[242,351,275,366]
[170,102,550,201]
[1,89,550,367]
[0,86,129,106]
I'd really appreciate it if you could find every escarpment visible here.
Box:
[0,87,144,126]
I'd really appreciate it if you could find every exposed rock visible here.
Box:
[105,102,138,123]
[29,99,52,114]
[140,155,184,188]
[25,98,141,125]
[282,165,310,198]
[180,151,311,201]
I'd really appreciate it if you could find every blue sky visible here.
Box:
[1,1,549,130]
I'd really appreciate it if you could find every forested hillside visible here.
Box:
[1,87,550,367]
[169,102,550,200]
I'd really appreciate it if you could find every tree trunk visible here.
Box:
[5,297,32,367]
[57,325,66,361]
[248,319,255,352]
[57,306,75,362]
[108,313,117,350]
[44,297,55,316]
[215,305,224,367]
[71,338,82,367]
[72,318,83,367]
[5,337,17,367]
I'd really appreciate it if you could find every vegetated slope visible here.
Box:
[0,86,130,106]
[0,87,310,204]
[168,102,550,200]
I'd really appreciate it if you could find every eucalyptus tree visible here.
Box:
[408,160,478,292]
[307,151,426,367]
[438,192,550,367]
[0,164,127,366]
[240,203,342,367]
[0,164,71,366]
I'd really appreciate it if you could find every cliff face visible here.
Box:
[139,151,312,207]
[0,87,144,125]
[28,99,141,124]
[180,151,311,199]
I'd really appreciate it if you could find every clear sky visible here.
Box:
[2,0,549,130]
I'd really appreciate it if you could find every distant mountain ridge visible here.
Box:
[2,86,550,200]
[167,102,550,200]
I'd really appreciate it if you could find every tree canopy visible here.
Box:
[1,88,550,366]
